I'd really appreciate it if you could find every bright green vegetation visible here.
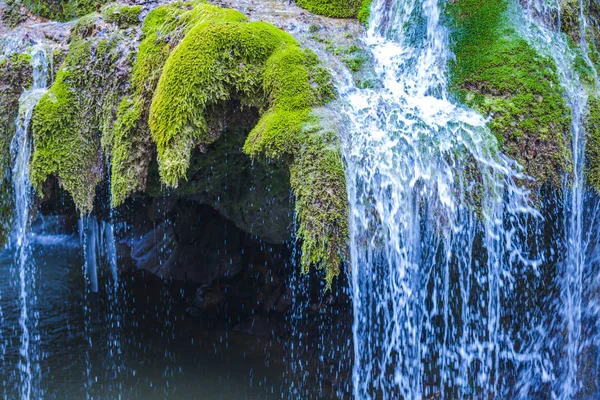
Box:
[0,52,32,246]
[357,0,372,25]
[586,96,600,191]
[342,48,368,72]
[447,0,572,192]
[109,2,261,206]
[31,13,134,214]
[149,3,346,284]
[561,0,600,192]
[108,2,217,207]
[149,6,288,182]
[286,116,348,284]
[320,42,368,72]
[296,0,371,19]
[101,3,142,27]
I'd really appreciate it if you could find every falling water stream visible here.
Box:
[339,0,582,397]
[9,42,49,399]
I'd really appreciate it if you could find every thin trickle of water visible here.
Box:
[339,0,540,397]
[102,221,119,286]
[80,216,96,399]
[100,219,124,396]
[80,215,124,397]
[9,43,50,400]
[285,211,311,397]
[83,216,100,294]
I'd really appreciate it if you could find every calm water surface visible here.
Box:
[0,219,298,399]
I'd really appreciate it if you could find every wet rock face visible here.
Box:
[119,194,300,325]
[124,200,248,285]
[145,102,294,244]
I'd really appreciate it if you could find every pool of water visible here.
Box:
[0,225,304,399]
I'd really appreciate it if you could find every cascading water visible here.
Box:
[339,0,543,397]
[518,1,600,397]
[9,43,50,400]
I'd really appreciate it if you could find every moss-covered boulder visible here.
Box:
[101,3,142,27]
[29,2,348,284]
[447,0,572,192]
[149,2,347,284]
[108,1,227,207]
[292,0,373,22]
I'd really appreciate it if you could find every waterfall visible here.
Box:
[79,215,123,397]
[9,43,50,400]
[518,0,600,397]
[339,0,540,397]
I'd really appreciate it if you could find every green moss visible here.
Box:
[296,0,362,18]
[357,0,372,26]
[101,3,142,27]
[20,0,107,21]
[586,96,600,191]
[31,13,133,214]
[343,51,368,72]
[6,53,32,78]
[288,119,348,284]
[149,3,346,284]
[560,0,583,44]
[109,1,232,206]
[447,0,571,191]
[150,9,291,184]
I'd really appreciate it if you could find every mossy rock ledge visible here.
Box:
[447,0,572,194]
[29,2,349,285]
